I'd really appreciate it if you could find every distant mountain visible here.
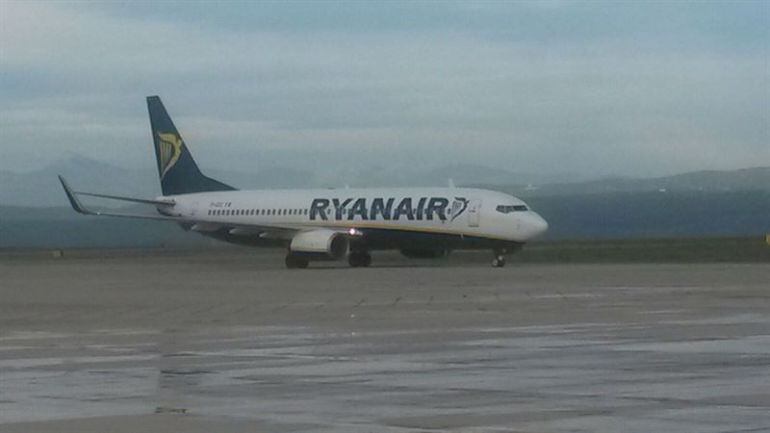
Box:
[492,167,770,197]
[0,156,158,207]
[0,156,316,207]
[0,156,567,206]
[2,155,768,207]
[417,164,568,187]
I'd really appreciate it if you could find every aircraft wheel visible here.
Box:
[491,250,506,268]
[360,252,372,267]
[285,254,309,269]
[348,251,372,268]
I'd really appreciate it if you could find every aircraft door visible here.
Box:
[467,199,481,227]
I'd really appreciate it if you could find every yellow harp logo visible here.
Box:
[157,133,183,179]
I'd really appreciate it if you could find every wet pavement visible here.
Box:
[1,256,769,432]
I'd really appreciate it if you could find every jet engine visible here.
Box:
[289,229,349,260]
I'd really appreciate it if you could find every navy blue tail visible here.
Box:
[147,96,235,196]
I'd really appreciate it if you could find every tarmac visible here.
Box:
[1,250,769,432]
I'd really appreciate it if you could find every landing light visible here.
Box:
[348,228,362,236]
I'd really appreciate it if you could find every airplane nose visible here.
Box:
[527,212,549,238]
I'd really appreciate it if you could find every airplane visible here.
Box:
[59,96,548,268]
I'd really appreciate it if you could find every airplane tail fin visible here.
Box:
[147,96,235,196]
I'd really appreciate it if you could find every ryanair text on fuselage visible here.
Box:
[310,197,469,222]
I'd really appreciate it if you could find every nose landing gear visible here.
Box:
[491,248,507,268]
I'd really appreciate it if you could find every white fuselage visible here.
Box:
[163,187,548,245]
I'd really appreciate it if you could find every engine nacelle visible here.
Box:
[289,229,349,260]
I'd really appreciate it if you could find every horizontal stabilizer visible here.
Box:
[73,191,174,206]
[58,175,179,221]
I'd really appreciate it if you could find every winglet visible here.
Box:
[58,175,95,215]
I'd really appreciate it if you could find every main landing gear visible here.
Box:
[284,251,372,269]
[491,248,507,268]
[285,253,309,269]
[348,251,372,268]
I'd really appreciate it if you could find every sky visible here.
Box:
[1,0,768,179]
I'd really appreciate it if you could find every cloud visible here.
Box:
[0,1,767,178]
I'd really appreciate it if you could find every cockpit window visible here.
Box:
[496,204,528,213]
